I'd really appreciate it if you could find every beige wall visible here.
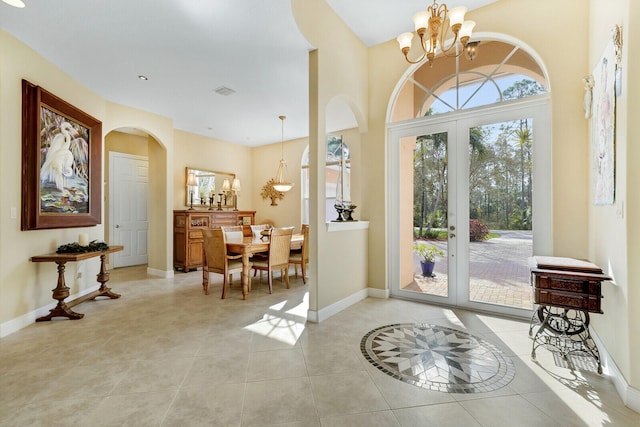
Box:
[0,30,107,327]
[172,130,253,211]
[293,0,370,317]
[623,0,640,389]
[251,137,307,229]
[588,0,638,387]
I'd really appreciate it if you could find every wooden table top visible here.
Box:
[225,234,303,253]
[31,245,124,263]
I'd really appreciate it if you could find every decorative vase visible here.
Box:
[270,197,278,206]
[420,261,435,277]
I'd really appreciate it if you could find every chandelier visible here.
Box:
[273,115,294,192]
[397,0,475,65]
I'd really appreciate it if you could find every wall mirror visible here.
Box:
[185,167,236,208]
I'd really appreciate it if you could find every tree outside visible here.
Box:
[414,79,543,234]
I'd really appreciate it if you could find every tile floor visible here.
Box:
[1,265,639,426]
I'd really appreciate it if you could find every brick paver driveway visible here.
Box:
[407,230,534,309]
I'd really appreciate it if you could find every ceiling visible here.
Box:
[0,0,495,146]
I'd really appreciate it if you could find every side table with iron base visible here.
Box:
[529,256,611,374]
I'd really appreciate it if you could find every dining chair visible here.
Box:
[202,228,246,299]
[221,225,244,240]
[289,224,309,284]
[250,223,270,238]
[249,224,272,276]
[250,226,294,293]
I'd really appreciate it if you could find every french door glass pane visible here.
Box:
[407,132,449,297]
[467,120,534,310]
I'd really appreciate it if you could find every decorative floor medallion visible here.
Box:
[361,323,515,393]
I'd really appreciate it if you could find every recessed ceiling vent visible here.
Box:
[214,86,236,96]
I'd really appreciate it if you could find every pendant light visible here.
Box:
[273,115,294,192]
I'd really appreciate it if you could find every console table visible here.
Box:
[31,245,123,321]
[529,256,611,374]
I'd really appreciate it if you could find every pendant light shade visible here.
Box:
[273,115,294,192]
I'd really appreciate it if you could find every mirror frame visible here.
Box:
[185,167,236,208]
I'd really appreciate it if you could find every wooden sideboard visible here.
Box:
[173,210,255,271]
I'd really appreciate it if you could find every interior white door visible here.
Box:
[109,152,149,268]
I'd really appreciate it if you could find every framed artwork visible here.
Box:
[21,80,102,230]
[590,38,616,205]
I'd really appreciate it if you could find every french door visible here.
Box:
[388,98,551,318]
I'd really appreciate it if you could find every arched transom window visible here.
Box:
[391,40,548,121]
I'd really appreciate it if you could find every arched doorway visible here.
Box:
[105,127,167,270]
[387,36,552,318]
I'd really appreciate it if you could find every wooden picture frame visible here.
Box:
[21,80,102,230]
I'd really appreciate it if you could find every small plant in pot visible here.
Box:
[413,242,444,277]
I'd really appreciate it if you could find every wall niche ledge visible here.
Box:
[326,221,369,232]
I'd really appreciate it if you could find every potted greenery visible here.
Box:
[413,242,444,277]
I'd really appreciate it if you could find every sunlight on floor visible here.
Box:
[242,292,309,346]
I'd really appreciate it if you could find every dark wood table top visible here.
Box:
[31,245,124,263]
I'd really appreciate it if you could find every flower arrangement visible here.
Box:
[260,178,285,206]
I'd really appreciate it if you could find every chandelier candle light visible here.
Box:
[397,0,475,65]
[273,115,294,192]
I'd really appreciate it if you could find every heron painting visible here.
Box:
[39,108,90,214]
[21,79,102,230]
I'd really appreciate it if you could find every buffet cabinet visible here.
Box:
[173,210,255,271]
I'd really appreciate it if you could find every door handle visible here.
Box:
[115,225,120,228]
[450,233,456,238]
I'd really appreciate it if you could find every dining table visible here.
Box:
[203,233,304,300]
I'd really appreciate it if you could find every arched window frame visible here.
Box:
[301,136,351,224]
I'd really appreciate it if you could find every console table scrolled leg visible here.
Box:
[93,253,121,299]
[36,261,84,321]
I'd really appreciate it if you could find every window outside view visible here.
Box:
[409,76,545,310]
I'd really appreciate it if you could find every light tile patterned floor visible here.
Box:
[0,265,638,426]
[361,323,516,393]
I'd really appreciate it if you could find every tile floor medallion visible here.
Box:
[361,323,516,393]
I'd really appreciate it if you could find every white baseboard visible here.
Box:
[0,284,99,338]
[307,288,369,323]
[147,267,173,278]
[306,286,389,323]
[368,286,390,299]
[592,329,640,413]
